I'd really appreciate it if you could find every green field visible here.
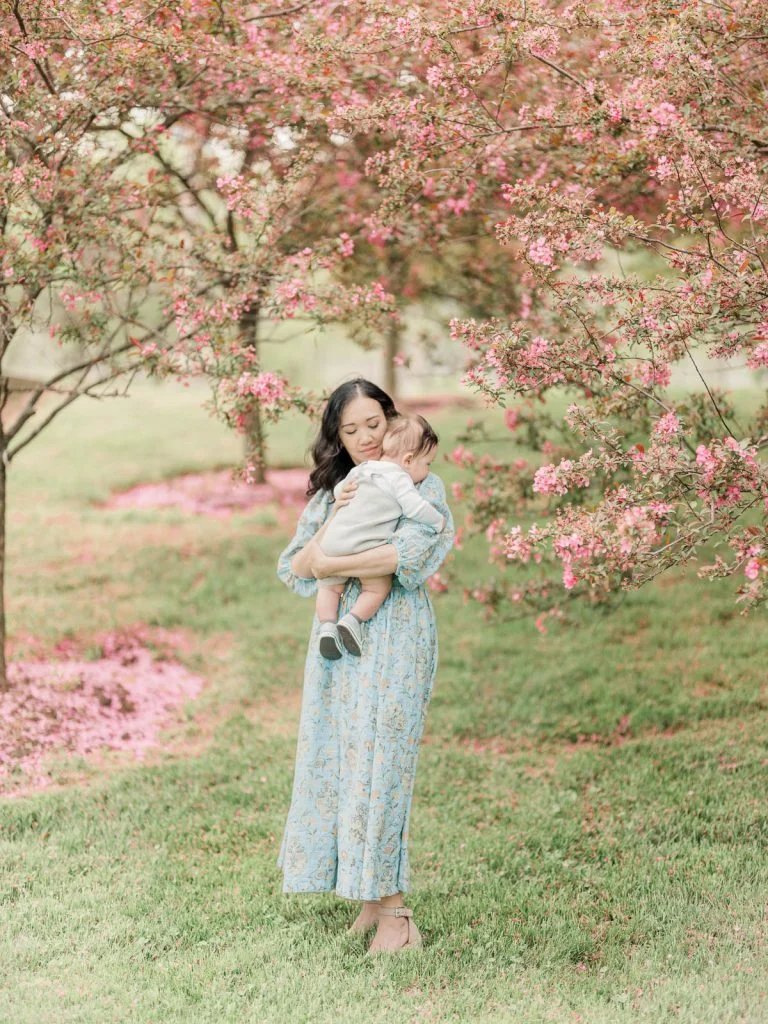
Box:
[1,379,767,1023]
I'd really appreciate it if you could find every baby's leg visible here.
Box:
[350,575,393,622]
[337,576,392,658]
[316,582,346,622]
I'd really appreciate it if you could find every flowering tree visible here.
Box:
[1,0,403,688]
[1,2,193,690]
[139,88,399,480]
[323,0,768,621]
[320,134,524,398]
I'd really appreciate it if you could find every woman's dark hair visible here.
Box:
[307,378,398,497]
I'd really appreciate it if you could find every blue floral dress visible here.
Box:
[276,472,454,902]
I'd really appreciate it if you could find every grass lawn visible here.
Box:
[1,378,767,1023]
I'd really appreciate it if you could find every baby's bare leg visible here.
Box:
[350,575,393,621]
[316,582,346,622]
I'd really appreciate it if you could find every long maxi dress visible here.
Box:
[276,472,454,902]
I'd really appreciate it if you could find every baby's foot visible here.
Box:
[337,613,363,656]
[318,622,343,660]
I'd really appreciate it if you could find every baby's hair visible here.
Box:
[381,414,439,459]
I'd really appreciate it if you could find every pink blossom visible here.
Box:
[236,371,288,405]
[532,456,594,496]
[533,464,565,495]
[505,526,532,563]
[504,407,520,432]
[563,565,578,590]
[527,237,554,267]
[745,558,760,581]
[525,337,550,365]
[654,411,680,438]
[485,518,506,543]
[695,444,718,479]
[337,232,355,257]
[747,341,768,369]
[442,184,476,215]
[366,223,394,247]
[427,572,448,593]
[450,445,475,468]
[425,65,446,90]
[640,362,672,389]
[650,101,679,126]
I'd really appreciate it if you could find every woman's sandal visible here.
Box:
[365,905,423,954]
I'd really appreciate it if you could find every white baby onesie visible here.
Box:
[318,461,444,581]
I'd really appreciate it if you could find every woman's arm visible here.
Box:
[310,543,398,580]
[388,473,455,591]
[288,479,360,580]
[277,490,333,597]
[290,545,314,581]
[309,474,453,583]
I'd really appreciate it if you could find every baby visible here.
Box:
[316,415,446,659]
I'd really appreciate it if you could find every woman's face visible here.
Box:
[338,395,388,465]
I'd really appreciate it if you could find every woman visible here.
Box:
[276,378,454,953]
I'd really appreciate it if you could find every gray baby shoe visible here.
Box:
[318,622,343,660]
[337,613,363,657]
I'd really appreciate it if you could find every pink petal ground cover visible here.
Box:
[101,402,470,518]
[103,468,310,517]
[1,629,205,794]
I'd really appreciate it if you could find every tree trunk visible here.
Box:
[0,434,7,692]
[241,305,267,484]
[244,401,267,485]
[383,319,400,400]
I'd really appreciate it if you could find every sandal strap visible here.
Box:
[377,905,412,918]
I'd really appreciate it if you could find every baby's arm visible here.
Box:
[389,471,446,531]
[333,465,362,502]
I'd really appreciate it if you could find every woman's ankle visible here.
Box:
[378,893,404,909]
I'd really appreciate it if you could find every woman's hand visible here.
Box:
[333,479,358,511]
[309,547,336,580]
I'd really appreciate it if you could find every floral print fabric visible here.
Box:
[275,472,454,901]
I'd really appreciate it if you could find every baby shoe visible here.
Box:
[318,622,343,660]
[337,613,363,657]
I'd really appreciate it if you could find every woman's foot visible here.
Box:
[367,906,422,953]
[347,900,380,934]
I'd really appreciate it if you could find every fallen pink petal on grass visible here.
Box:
[1,630,205,794]
[102,467,310,517]
[100,399,473,519]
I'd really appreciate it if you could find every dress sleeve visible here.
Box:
[388,469,446,531]
[389,472,455,592]
[276,489,332,598]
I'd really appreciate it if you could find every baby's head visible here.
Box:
[380,415,439,483]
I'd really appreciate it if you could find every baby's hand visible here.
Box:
[334,479,358,510]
